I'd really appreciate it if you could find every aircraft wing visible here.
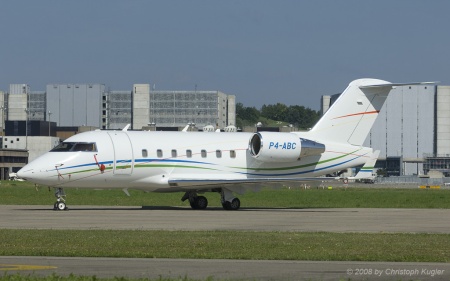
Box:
[168,176,339,189]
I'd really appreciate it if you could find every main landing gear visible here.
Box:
[181,191,208,210]
[53,187,68,211]
[220,188,240,211]
[181,188,241,210]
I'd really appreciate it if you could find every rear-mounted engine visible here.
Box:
[249,132,325,162]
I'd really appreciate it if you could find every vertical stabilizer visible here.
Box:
[309,78,394,146]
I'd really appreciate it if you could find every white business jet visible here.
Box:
[17,79,430,211]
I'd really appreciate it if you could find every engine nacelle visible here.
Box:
[249,132,325,163]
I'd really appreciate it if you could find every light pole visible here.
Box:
[48,111,52,136]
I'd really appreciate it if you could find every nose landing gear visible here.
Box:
[53,187,68,211]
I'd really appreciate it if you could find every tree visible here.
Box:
[236,102,260,128]
[261,103,288,121]
[236,102,320,130]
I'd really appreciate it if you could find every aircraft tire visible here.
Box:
[222,198,240,211]
[190,196,208,210]
[56,202,67,211]
[230,198,240,210]
[195,196,208,210]
[222,202,231,210]
[189,200,197,209]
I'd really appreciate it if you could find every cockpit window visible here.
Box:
[51,142,97,152]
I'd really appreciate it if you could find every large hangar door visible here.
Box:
[107,131,134,175]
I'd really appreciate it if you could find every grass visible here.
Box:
[1,180,450,209]
[0,229,449,263]
[0,274,209,281]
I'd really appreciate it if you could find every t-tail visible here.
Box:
[308,79,434,146]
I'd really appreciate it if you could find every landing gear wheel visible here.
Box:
[190,196,208,210]
[222,198,240,210]
[195,196,208,210]
[230,198,240,210]
[222,201,231,210]
[56,202,67,211]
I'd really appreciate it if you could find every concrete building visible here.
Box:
[8,84,29,121]
[0,149,28,180]
[46,84,104,127]
[132,84,150,130]
[0,91,5,135]
[105,88,236,130]
[364,85,435,175]
[3,83,236,132]
[105,90,132,130]
[149,90,235,129]
[436,86,450,155]
[2,135,59,162]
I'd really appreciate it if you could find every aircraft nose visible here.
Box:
[16,166,34,180]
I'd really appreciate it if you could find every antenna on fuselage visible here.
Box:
[122,124,131,131]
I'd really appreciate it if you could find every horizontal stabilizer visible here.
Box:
[360,81,437,89]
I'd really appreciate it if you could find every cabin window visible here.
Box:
[50,142,97,152]
[142,149,148,157]
[216,150,222,158]
[201,150,207,158]
[186,149,192,158]
[157,149,163,158]
[230,150,236,158]
[171,149,177,158]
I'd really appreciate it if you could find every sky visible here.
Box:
[1,0,449,110]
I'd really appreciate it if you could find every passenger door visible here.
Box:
[107,131,134,175]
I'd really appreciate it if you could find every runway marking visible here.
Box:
[0,264,57,271]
